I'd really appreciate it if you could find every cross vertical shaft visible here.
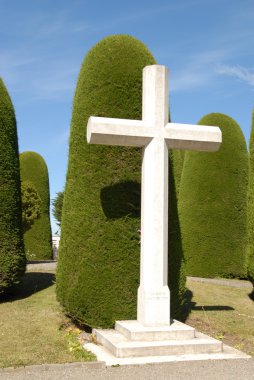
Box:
[138,65,170,326]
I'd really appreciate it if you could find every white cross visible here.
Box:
[87,65,221,327]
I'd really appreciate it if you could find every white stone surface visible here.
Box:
[115,320,195,341]
[94,329,222,358]
[89,320,251,364]
[87,64,222,326]
[85,325,250,365]
[84,340,251,366]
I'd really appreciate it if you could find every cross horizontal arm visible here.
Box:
[87,116,153,147]
[165,123,222,152]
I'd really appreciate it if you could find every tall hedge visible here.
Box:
[57,34,186,328]
[0,79,26,294]
[20,152,52,260]
[179,113,248,278]
[247,110,254,284]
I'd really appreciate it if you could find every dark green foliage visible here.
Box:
[57,34,186,327]
[0,79,26,294]
[57,35,155,328]
[20,152,52,260]
[179,113,248,278]
[168,150,186,318]
[21,181,42,232]
[247,111,254,284]
[52,191,64,227]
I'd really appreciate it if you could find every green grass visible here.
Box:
[185,278,254,356]
[0,269,96,368]
[0,268,253,368]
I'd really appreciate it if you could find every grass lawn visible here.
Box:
[0,268,253,368]
[0,268,96,368]
[185,278,254,356]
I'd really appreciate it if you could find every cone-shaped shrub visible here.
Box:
[179,113,248,278]
[20,152,52,260]
[57,34,186,328]
[0,79,26,294]
[247,110,254,284]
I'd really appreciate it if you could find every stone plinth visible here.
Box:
[94,320,221,358]
[84,320,251,365]
[115,320,195,341]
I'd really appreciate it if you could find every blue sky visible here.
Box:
[0,0,253,233]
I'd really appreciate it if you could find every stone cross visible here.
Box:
[87,65,221,327]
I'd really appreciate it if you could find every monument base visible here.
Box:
[84,320,251,365]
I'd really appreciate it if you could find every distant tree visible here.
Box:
[52,191,64,227]
[21,181,42,233]
[20,151,52,260]
[0,78,26,294]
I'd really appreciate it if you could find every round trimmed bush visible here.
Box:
[179,113,248,278]
[57,34,186,328]
[20,151,52,260]
[247,110,254,284]
[0,79,26,294]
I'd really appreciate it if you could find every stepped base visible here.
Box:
[115,320,195,341]
[84,320,251,365]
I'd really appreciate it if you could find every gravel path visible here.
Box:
[1,359,254,380]
[188,276,253,288]
[27,260,57,272]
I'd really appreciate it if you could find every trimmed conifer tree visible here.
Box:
[21,181,42,233]
[247,110,254,284]
[0,79,26,294]
[179,113,248,278]
[20,151,52,260]
[57,34,186,328]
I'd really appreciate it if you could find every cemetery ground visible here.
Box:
[0,265,253,368]
[0,267,96,368]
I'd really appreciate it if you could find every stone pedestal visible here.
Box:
[84,320,251,365]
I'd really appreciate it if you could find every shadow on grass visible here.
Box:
[193,305,234,311]
[0,272,55,303]
[249,289,254,301]
[180,289,234,323]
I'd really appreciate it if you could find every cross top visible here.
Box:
[87,65,221,327]
[87,65,221,152]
